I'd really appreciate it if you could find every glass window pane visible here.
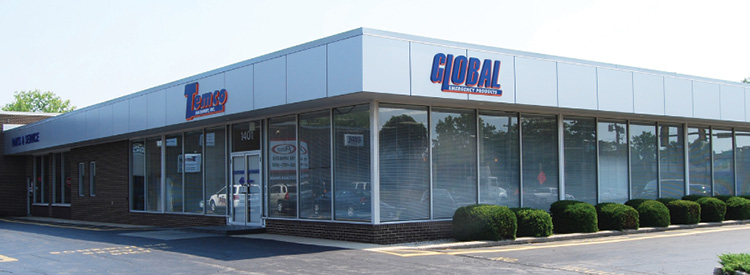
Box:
[63,152,71,204]
[479,112,519,207]
[131,141,145,210]
[268,116,298,218]
[736,130,750,196]
[205,127,226,215]
[659,125,685,198]
[713,129,734,196]
[299,111,332,220]
[564,118,597,204]
[146,137,162,212]
[379,105,429,221]
[630,124,658,199]
[54,153,62,203]
[232,121,261,152]
[333,105,371,221]
[34,156,43,203]
[688,127,712,195]
[184,130,203,213]
[598,121,628,203]
[165,134,183,212]
[522,115,559,209]
[431,108,477,219]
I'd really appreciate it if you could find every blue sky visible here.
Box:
[1,0,748,108]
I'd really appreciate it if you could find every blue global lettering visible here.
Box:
[184,82,228,121]
[11,132,40,147]
[430,53,502,96]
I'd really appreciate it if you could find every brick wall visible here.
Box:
[265,219,453,244]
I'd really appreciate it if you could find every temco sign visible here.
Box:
[430,53,502,96]
[184,82,228,120]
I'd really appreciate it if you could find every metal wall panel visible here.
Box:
[664,77,693,117]
[516,57,557,107]
[164,85,185,126]
[633,72,665,116]
[254,56,287,109]
[288,45,327,103]
[85,108,99,140]
[466,50,516,103]
[328,36,363,97]
[147,90,166,129]
[129,95,148,132]
[362,36,410,96]
[747,88,750,122]
[224,65,254,113]
[410,42,468,100]
[720,85,745,121]
[72,112,86,145]
[692,81,721,120]
[98,103,113,138]
[597,68,634,113]
[557,62,597,110]
[111,100,129,135]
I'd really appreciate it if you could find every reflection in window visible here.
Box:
[146,137,162,212]
[598,121,628,203]
[688,127,712,195]
[333,105,371,221]
[131,141,145,210]
[184,130,203,213]
[165,134,183,212]
[736,131,750,196]
[431,109,477,218]
[659,125,684,198]
[268,116,298,218]
[522,115,558,209]
[379,105,429,221]
[629,124,657,199]
[479,112,519,207]
[713,129,734,196]
[299,111,332,220]
[34,156,45,203]
[205,127,226,215]
[564,118,597,204]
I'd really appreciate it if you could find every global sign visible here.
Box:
[430,53,502,96]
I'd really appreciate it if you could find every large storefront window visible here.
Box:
[479,112,519,207]
[268,116,298,218]
[333,104,371,221]
[379,105,429,221]
[431,108,477,218]
[205,126,226,215]
[165,134,183,212]
[659,124,685,198]
[736,130,750,196]
[52,153,70,204]
[299,111,332,220]
[598,121,628,203]
[146,137,162,212]
[34,156,47,204]
[564,117,597,205]
[522,115,558,209]
[131,141,145,211]
[688,127,712,195]
[630,124,658,199]
[184,130,203,213]
[713,129,734,196]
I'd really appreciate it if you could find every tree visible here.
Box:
[2,90,75,113]
[743,77,749,84]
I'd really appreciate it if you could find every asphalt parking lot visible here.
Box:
[1,218,749,274]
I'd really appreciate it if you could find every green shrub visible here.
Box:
[512,208,553,237]
[667,200,701,224]
[725,197,750,220]
[713,195,733,202]
[625,199,649,209]
[452,204,517,241]
[696,197,726,222]
[681,194,707,201]
[596,203,639,230]
[719,253,750,274]
[740,195,750,200]
[550,200,598,234]
[656,198,677,206]
[636,200,671,227]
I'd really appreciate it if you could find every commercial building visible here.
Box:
[4,28,750,243]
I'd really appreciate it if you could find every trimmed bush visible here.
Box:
[511,208,553,237]
[667,200,701,224]
[656,198,677,206]
[681,194,707,201]
[636,200,671,227]
[696,197,726,222]
[625,199,649,209]
[453,204,517,241]
[550,200,598,234]
[596,203,639,230]
[726,197,750,220]
[740,195,750,200]
[713,195,733,202]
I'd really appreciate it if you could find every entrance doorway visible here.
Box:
[229,152,262,226]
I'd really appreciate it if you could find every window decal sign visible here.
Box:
[184,82,228,120]
[430,53,502,96]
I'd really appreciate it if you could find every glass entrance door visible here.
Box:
[230,153,262,226]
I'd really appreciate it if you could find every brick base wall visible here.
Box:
[265,219,453,244]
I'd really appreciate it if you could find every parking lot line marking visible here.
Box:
[0,218,147,231]
[0,255,18,263]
